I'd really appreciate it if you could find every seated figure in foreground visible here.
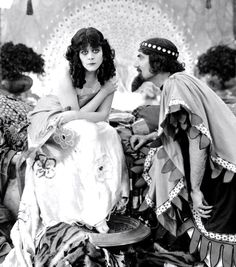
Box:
[2,27,129,267]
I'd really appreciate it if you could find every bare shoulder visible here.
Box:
[49,62,79,109]
[53,63,74,96]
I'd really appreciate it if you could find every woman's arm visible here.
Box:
[59,93,114,123]
[53,65,116,122]
[55,73,112,113]
[80,80,116,112]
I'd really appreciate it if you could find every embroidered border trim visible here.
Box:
[142,172,152,186]
[168,98,236,173]
[192,209,236,243]
[169,99,212,140]
[142,143,185,216]
[195,123,212,142]
[211,156,236,173]
[145,195,155,208]
[169,99,190,110]
[156,178,184,216]
[142,148,157,186]
[145,178,185,216]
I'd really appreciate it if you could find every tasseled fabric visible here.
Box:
[26,0,33,15]
[179,218,236,267]
[233,0,236,40]
[206,0,212,9]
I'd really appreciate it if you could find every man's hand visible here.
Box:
[11,152,22,165]
[138,81,160,99]
[191,189,213,218]
[130,134,148,151]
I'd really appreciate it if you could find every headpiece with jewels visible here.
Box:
[139,38,179,59]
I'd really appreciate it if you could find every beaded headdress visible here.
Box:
[139,38,179,59]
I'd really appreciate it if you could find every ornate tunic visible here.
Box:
[141,72,236,267]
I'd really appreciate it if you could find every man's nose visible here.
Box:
[134,60,139,69]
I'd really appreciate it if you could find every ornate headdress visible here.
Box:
[139,38,179,59]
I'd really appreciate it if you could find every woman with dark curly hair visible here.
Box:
[65,27,116,89]
[2,28,129,266]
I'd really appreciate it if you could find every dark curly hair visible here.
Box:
[65,27,116,89]
[196,45,236,88]
[1,42,45,81]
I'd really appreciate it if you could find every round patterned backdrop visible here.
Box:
[40,0,196,95]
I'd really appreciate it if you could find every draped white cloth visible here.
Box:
[2,90,129,266]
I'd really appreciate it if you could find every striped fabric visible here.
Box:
[35,222,121,267]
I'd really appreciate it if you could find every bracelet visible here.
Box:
[151,130,159,140]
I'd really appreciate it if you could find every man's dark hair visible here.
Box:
[132,38,185,91]
[139,38,185,75]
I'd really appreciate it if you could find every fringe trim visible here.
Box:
[192,210,236,243]
[181,217,236,267]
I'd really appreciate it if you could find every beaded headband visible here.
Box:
[140,41,179,59]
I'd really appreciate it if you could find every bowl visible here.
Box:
[88,215,151,247]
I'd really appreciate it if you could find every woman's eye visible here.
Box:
[93,48,100,54]
[81,50,88,55]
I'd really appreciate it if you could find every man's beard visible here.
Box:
[131,73,145,92]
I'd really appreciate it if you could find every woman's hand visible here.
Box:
[190,189,213,218]
[130,134,148,151]
[100,80,117,96]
